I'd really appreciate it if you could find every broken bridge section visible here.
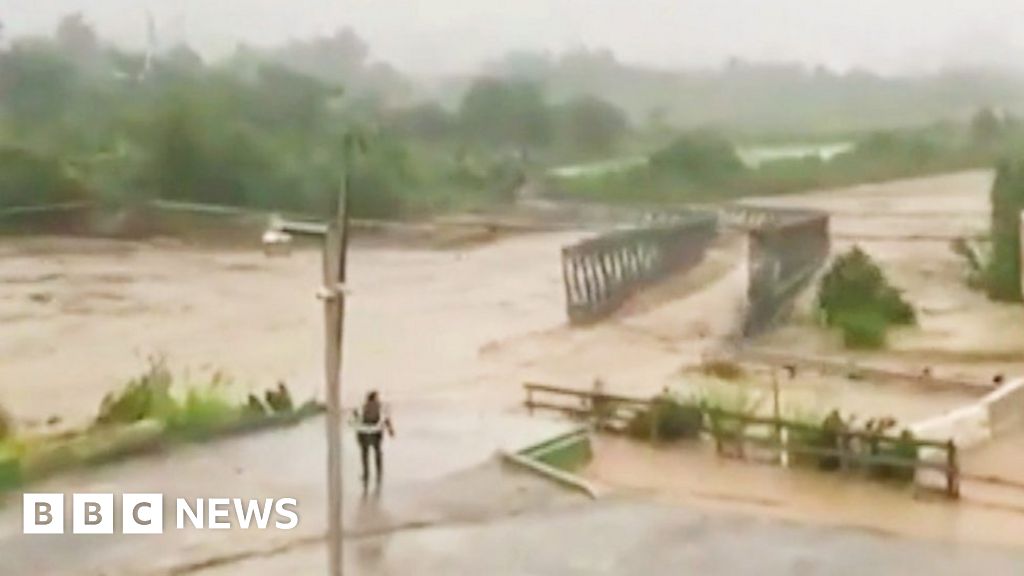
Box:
[560,205,831,334]
[727,206,831,337]
[561,212,719,324]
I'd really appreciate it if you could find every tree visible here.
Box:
[971,107,1002,145]
[143,96,212,202]
[385,102,455,141]
[984,161,1024,302]
[0,146,83,208]
[244,64,342,140]
[55,13,100,62]
[261,28,409,104]
[555,96,629,156]
[160,45,204,74]
[817,246,915,348]
[458,78,551,151]
[649,132,745,182]
[0,42,78,133]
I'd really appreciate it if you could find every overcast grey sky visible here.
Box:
[2,0,1023,74]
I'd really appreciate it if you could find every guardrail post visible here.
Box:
[838,430,849,472]
[947,440,960,499]
[649,404,658,444]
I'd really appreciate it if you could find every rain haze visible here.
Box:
[2,0,1024,73]
[7,1,1024,575]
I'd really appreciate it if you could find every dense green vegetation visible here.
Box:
[95,358,306,436]
[627,395,704,442]
[552,114,1024,204]
[621,387,921,484]
[0,17,636,220]
[6,17,1024,223]
[981,161,1024,302]
[817,247,916,349]
[0,359,322,491]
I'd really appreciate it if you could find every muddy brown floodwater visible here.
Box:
[3,169,1024,560]
[0,227,751,430]
[0,232,588,429]
[584,434,1024,549]
[747,170,1024,384]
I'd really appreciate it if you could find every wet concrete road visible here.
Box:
[196,497,1024,576]
[3,406,1024,575]
[0,407,579,575]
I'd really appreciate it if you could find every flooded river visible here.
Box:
[3,169,1024,565]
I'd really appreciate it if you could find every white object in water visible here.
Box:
[262,228,293,256]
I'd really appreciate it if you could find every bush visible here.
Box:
[786,410,847,471]
[982,161,1024,302]
[0,442,20,490]
[167,387,241,435]
[96,362,280,435]
[869,430,919,482]
[787,425,831,468]
[833,310,888,349]
[817,247,915,349]
[95,358,177,426]
[0,147,84,209]
[649,132,746,183]
[627,396,703,442]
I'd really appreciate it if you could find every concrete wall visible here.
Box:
[912,379,1024,448]
[911,378,1024,489]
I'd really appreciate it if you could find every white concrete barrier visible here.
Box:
[981,379,1024,435]
[909,378,1024,490]
[911,404,992,450]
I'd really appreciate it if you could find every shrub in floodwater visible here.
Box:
[982,161,1024,302]
[789,410,848,471]
[627,395,703,442]
[96,362,263,434]
[697,383,758,416]
[951,237,987,290]
[167,386,241,435]
[696,383,759,447]
[817,246,915,349]
[245,394,268,416]
[832,310,888,349]
[625,409,654,440]
[0,441,20,490]
[96,358,177,426]
[264,382,294,414]
[868,429,919,482]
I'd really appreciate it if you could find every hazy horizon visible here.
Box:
[1,0,1024,76]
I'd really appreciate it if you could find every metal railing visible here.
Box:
[523,382,960,498]
[561,213,718,323]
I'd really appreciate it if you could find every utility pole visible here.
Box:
[321,172,350,576]
[275,132,363,576]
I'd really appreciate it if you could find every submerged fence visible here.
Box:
[561,213,718,323]
[523,382,960,498]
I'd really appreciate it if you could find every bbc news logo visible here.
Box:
[23,493,299,534]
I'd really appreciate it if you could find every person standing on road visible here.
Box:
[352,391,394,489]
